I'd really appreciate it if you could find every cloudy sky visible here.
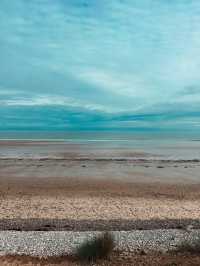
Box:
[0,0,200,131]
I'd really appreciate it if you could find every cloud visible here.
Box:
[0,86,21,95]
[0,95,113,112]
[181,85,200,96]
[77,68,149,98]
[1,0,200,130]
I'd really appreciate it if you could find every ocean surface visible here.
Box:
[0,131,200,160]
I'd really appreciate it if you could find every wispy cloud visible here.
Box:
[0,95,113,112]
[77,68,149,98]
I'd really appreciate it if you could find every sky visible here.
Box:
[0,0,200,131]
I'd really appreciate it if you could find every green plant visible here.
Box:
[76,232,115,262]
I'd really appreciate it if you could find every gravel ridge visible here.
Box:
[1,229,200,257]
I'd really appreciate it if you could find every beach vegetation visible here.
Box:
[75,232,115,262]
[173,234,200,254]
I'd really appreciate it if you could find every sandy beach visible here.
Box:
[1,253,200,266]
[1,140,200,265]
[0,141,200,229]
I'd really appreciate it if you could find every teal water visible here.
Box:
[0,130,199,142]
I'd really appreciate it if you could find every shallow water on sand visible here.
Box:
[0,131,200,160]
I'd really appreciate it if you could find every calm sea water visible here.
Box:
[0,130,199,141]
[0,130,200,160]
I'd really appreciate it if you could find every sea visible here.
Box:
[0,130,200,160]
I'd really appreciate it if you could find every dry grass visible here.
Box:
[75,232,115,262]
[174,234,200,254]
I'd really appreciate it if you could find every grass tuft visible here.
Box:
[174,234,200,254]
[75,232,115,262]
[176,241,200,254]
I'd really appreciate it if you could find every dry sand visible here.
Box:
[0,159,200,224]
[1,252,200,266]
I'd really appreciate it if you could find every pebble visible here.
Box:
[1,229,200,257]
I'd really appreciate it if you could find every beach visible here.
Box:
[2,253,200,266]
[0,139,200,265]
[0,140,200,228]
